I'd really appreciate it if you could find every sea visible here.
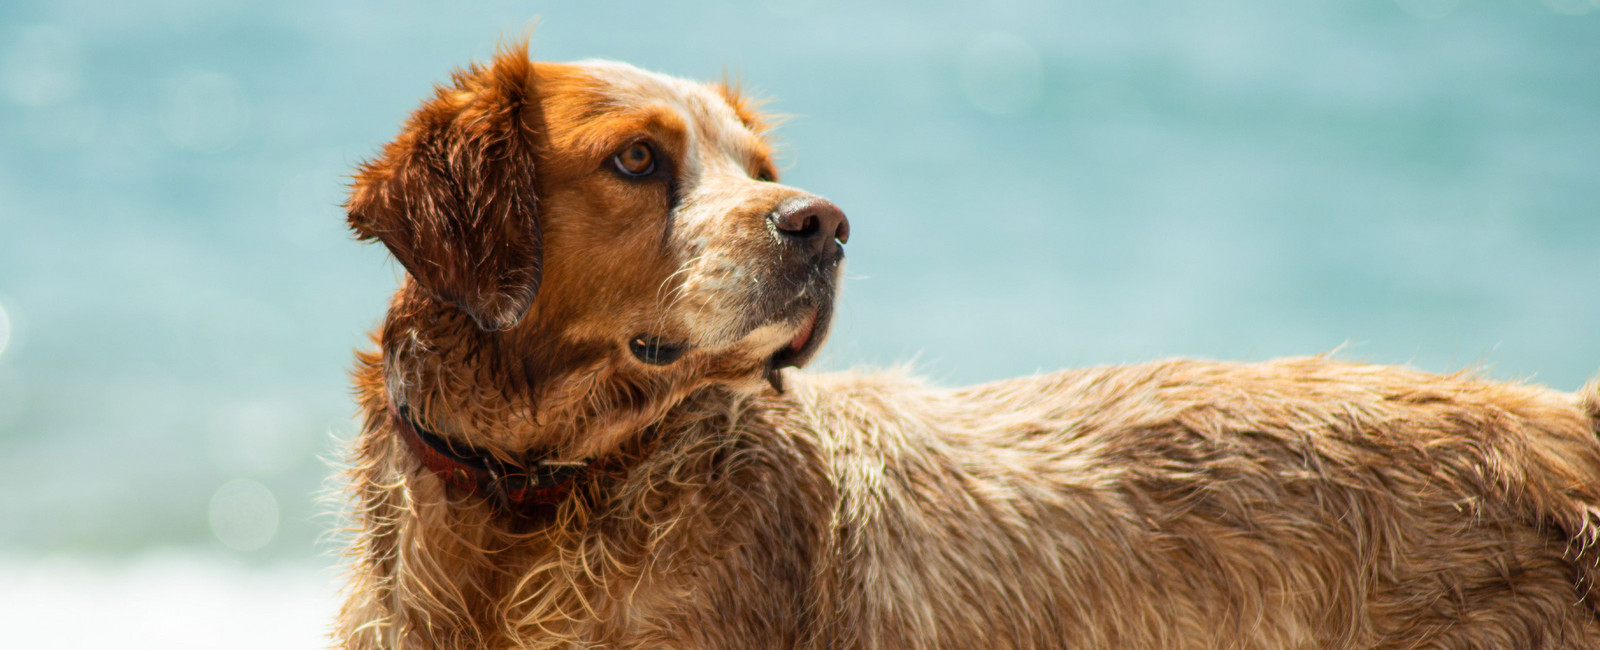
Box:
[1,0,1596,644]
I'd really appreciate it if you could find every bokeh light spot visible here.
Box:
[207,478,279,551]
[958,31,1043,118]
[0,26,83,107]
[160,71,249,153]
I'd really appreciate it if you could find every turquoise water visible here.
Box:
[1,1,1597,558]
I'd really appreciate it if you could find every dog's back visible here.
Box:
[741,357,1600,648]
[489,358,1600,648]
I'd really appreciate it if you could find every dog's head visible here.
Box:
[348,46,846,456]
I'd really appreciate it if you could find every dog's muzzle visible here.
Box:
[769,194,849,257]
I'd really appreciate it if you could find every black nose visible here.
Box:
[769,195,849,255]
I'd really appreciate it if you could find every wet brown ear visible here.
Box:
[347,46,541,331]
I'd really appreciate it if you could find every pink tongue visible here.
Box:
[788,311,817,351]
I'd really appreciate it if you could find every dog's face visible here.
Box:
[532,60,846,376]
[347,49,846,454]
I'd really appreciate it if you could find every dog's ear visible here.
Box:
[347,47,542,331]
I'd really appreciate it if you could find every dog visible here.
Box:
[335,42,1600,649]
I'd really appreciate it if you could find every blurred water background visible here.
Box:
[1,0,1597,645]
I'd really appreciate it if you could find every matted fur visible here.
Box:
[336,43,1600,649]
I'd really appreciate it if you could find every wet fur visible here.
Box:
[336,44,1600,649]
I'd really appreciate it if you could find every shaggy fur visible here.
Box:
[336,43,1600,649]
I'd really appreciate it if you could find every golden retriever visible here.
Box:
[335,42,1600,649]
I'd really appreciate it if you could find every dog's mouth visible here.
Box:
[763,300,832,392]
[629,291,835,379]
[774,308,819,366]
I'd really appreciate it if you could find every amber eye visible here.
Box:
[613,142,656,177]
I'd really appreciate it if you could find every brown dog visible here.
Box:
[336,43,1600,649]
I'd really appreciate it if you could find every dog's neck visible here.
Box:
[379,287,722,459]
[390,402,592,515]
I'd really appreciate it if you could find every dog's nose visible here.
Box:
[769,195,849,254]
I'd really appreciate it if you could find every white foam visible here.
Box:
[0,553,340,649]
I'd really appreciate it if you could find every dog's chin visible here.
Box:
[756,299,833,393]
[672,285,837,392]
[768,301,830,371]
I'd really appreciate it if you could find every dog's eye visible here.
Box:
[629,335,685,366]
[613,142,656,177]
[755,168,776,183]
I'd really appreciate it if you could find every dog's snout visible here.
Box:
[770,195,849,254]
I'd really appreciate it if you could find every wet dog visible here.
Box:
[336,43,1600,648]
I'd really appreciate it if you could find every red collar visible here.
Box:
[391,403,589,515]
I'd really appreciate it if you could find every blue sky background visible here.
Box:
[1,0,1597,569]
